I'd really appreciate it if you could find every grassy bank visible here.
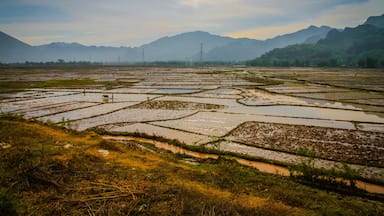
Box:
[0,78,137,93]
[0,116,383,215]
[94,129,384,188]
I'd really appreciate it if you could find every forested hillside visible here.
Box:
[248,15,384,68]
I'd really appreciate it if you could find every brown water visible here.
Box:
[103,135,218,160]
[104,135,384,194]
[235,158,290,176]
[226,159,384,194]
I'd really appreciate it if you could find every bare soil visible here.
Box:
[226,121,384,167]
[129,100,224,110]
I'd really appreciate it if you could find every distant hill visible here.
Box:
[248,15,384,68]
[365,14,384,28]
[0,31,34,63]
[141,31,235,61]
[0,31,31,50]
[204,25,331,61]
[0,25,331,63]
[303,29,330,44]
[0,33,142,63]
[33,42,140,63]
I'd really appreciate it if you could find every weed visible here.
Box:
[97,139,123,152]
[289,148,367,194]
[59,117,72,128]
[0,188,22,216]
[297,147,317,158]
[337,163,364,188]
[243,75,283,85]
[0,113,25,121]
[206,137,225,151]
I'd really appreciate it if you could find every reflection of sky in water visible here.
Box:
[152,89,201,94]
[299,98,358,109]
[201,88,241,95]
[154,112,356,137]
[225,105,384,124]
[109,123,212,145]
[295,97,384,113]
[240,89,384,113]
[38,102,137,122]
[26,102,97,118]
[292,92,384,100]
[154,95,384,124]
[4,88,384,134]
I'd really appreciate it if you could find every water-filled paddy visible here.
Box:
[1,66,383,185]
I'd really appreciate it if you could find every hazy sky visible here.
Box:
[0,0,383,46]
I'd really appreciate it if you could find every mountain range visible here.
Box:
[0,25,331,63]
[248,14,384,68]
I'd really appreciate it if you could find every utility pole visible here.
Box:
[142,47,145,63]
[200,43,203,63]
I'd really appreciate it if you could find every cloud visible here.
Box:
[309,0,384,28]
[0,2,67,24]
[0,0,380,46]
[225,0,382,39]
[226,23,311,40]
[178,0,215,7]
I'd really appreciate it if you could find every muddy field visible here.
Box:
[1,66,383,180]
[226,121,384,166]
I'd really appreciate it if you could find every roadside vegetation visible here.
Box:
[1,115,383,215]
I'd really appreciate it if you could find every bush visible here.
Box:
[290,149,364,189]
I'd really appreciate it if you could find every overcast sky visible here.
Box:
[0,0,383,46]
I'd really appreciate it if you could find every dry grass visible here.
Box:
[0,116,383,215]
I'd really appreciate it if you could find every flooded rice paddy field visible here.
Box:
[1,66,384,182]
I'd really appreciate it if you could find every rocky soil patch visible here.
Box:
[130,100,224,110]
